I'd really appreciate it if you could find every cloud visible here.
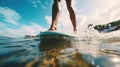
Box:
[45,16,51,24]
[20,23,46,36]
[0,7,46,37]
[29,0,51,8]
[90,0,120,23]
[0,22,46,37]
[72,0,120,31]
[0,7,21,25]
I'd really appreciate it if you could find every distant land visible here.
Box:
[23,35,39,38]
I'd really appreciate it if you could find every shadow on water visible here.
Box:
[39,37,73,51]
[38,37,94,67]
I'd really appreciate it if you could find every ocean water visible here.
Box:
[0,34,120,67]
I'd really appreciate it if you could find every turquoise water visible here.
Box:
[0,36,120,67]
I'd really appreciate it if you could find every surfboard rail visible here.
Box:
[39,31,77,42]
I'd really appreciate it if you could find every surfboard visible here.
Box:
[40,31,77,42]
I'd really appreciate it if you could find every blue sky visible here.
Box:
[0,0,52,28]
[0,0,120,37]
[0,0,53,37]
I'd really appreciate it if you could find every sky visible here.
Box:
[0,0,120,37]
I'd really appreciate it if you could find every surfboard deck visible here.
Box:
[40,31,77,42]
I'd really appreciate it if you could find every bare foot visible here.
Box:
[49,27,57,31]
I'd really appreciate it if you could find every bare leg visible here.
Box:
[65,0,77,31]
[49,0,60,31]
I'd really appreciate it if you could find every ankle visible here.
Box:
[49,27,57,31]
[74,29,77,31]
